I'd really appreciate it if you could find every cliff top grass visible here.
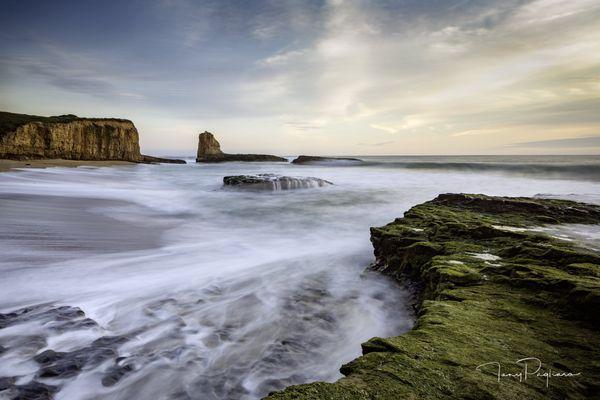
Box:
[267,193,600,400]
[0,111,132,137]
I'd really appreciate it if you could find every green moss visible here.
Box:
[0,111,131,137]
[267,194,600,400]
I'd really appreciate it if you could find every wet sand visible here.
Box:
[0,159,136,173]
[0,193,165,266]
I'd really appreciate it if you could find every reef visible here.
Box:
[267,193,600,399]
[141,155,186,164]
[291,155,363,164]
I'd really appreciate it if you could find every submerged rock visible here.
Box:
[33,335,128,379]
[291,155,363,165]
[0,304,97,332]
[196,132,286,163]
[1,380,58,400]
[267,193,600,400]
[223,174,332,191]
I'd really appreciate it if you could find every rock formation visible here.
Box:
[268,193,600,399]
[223,174,332,191]
[291,155,363,164]
[196,131,286,163]
[0,111,185,164]
[141,155,186,164]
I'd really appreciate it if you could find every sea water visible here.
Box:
[0,155,599,399]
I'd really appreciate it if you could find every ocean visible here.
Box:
[0,155,599,399]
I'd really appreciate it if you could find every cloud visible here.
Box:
[256,50,305,67]
[357,140,396,146]
[370,124,398,134]
[2,0,600,154]
[0,48,140,100]
[508,136,600,148]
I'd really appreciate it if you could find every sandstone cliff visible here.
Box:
[0,112,142,161]
[196,131,286,163]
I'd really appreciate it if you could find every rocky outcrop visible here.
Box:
[196,131,286,163]
[268,194,600,399]
[141,155,186,164]
[223,174,332,191]
[291,155,363,164]
[0,112,143,161]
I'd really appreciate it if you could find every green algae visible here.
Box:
[266,193,600,400]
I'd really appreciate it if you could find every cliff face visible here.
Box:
[0,113,142,162]
[196,131,286,163]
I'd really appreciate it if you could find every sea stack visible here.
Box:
[196,131,286,163]
[196,131,225,159]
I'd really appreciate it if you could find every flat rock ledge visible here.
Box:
[291,155,363,164]
[199,154,287,163]
[141,155,186,164]
[267,193,600,400]
[223,174,332,191]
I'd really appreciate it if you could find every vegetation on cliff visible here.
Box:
[267,193,600,399]
[0,111,130,138]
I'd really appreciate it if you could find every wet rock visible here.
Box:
[33,335,127,379]
[8,381,58,400]
[196,132,286,163]
[291,155,363,164]
[0,305,96,332]
[141,155,186,164]
[0,376,15,391]
[101,363,135,387]
[223,174,332,191]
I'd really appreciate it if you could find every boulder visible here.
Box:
[196,132,286,163]
[223,174,332,191]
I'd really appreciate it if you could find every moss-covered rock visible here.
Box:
[266,193,600,399]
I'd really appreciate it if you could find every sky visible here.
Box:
[0,0,599,155]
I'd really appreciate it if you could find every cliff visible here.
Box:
[268,194,600,399]
[0,112,142,162]
[196,131,286,163]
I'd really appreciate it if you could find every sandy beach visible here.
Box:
[0,159,137,173]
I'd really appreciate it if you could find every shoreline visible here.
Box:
[0,159,138,173]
